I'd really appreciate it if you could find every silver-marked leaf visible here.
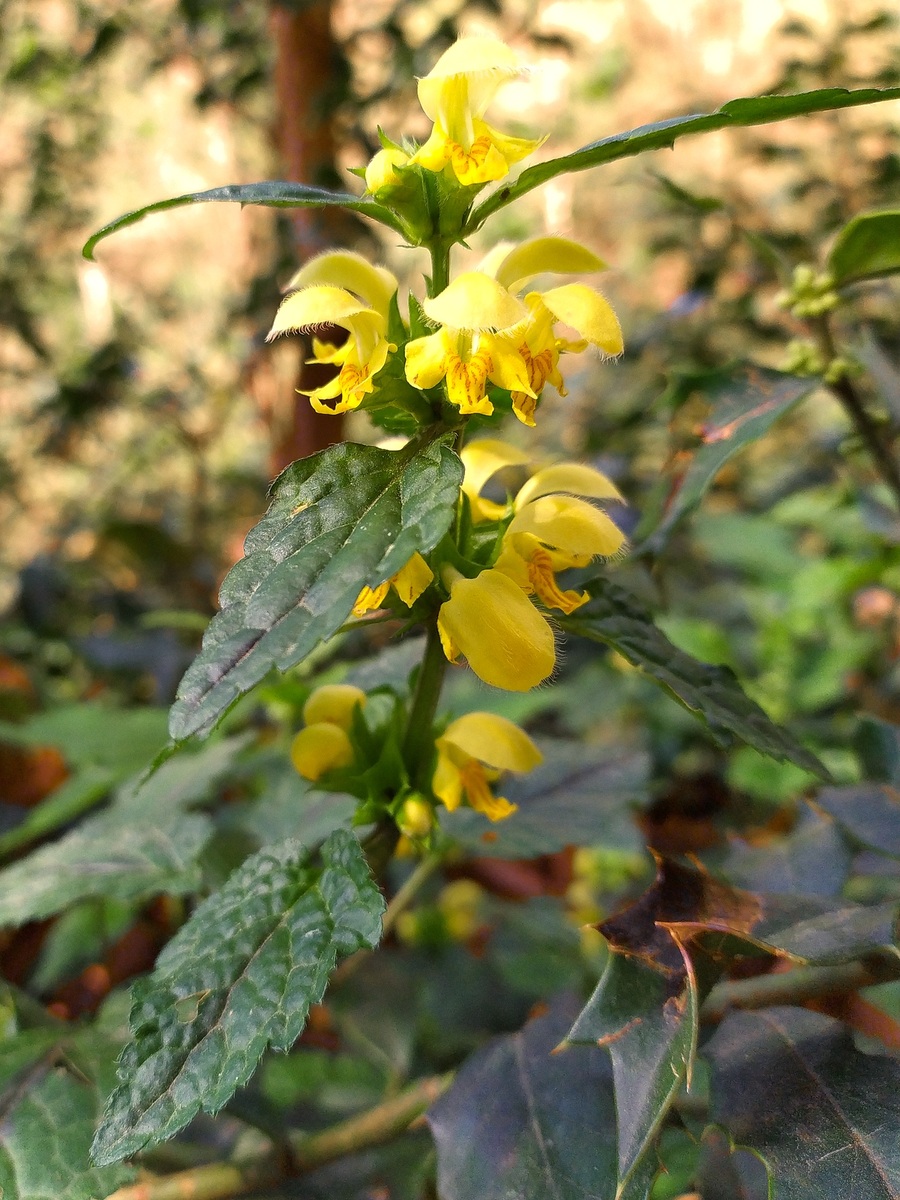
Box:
[91,830,384,1165]
[83,180,402,259]
[706,1007,900,1199]
[468,86,900,231]
[428,993,638,1200]
[0,811,212,927]
[828,209,900,287]
[560,578,827,776]
[169,439,462,740]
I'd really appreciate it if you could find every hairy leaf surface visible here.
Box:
[706,1007,900,1199]
[169,439,463,740]
[91,830,384,1164]
[560,578,827,775]
[83,180,402,259]
[468,86,900,230]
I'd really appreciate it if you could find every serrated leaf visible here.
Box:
[91,829,384,1165]
[0,811,212,927]
[569,953,697,1198]
[705,1007,900,1199]
[828,209,900,286]
[559,578,828,776]
[0,1030,134,1200]
[83,180,403,259]
[816,783,900,858]
[169,439,463,740]
[467,86,900,231]
[113,733,252,814]
[442,742,648,857]
[638,367,818,551]
[428,993,635,1200]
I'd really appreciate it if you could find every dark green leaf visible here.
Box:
[113,734,252,814]
[0,704,168,772]
[718,805,852,897]
[442,742,649,857]
[83,181,402,259]
[569,953,696,1195]
[706,1007,900,1199]
[638,368,817,552]
[236,762,356,847]
[0,1030,133,1200]
[428,993,638,1200]
[696,1128,768,1200]
[169,440,463,740]
[559,578,828,776]
[828,209,900,286]
[816,783,900,858]
[0,811,212,927]
[467,87,900,231]
[91,830,384,1165]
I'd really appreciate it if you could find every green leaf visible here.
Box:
[83,181,403,259]
[0,767,113,859]
[0,810,212,927]
[718,805,852,897]
[169,439,463,741]
[236,762,356,848]
[638,368,818,552]
[0,703,168,772]
[816,783,900,858]
[91,829,384,1165]
[0,1030,134,1200]
[559,578,828,776]
[428,993,644,1200]
[442,742,648,857]
[828,209,900,286]
[467,86,900,231]
[705,1006,900,1198]
[113,733,252,814]
[569,953,697,1197]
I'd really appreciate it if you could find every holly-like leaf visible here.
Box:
[467,86,900,231]
[428,993,645,1200]
[816,783,900,858]
[559,578,828,776]
[0,1030,134,1200]
[83,180,403,259]
[718,805,852,897]
[442,742,648,857]
[569,953,697,1198]
[91,830,384,1165]
[0,810,212,927]
[828,209,900,287]
[705,1006,900,1199]
[169,439,463,741]
[638,368,817,552]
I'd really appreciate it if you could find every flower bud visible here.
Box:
[397,795,435,839]
[291,723,354,781]
[365,148,410,195]
[302,684,366,731]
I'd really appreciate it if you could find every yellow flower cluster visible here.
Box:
[265,38,622,426]
[290,683,366,781]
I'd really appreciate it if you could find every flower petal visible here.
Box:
[267,286,382,339]
[405,329,451,390]
[440,711,543,773]
[417,36,522,122]
[538,283,623,356]
[438,568,556,691]
[285,252,397,319]
[290,723,354,781]
[393,552,434,606]
[424,273,527,332]
[495,236,606,292]
[515,463,624,508]
[509,495,627,559]
[432,749,464,811]
[461,439,532,502]
[302,684,366,730]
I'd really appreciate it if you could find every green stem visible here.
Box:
[428,241,451,297]
[402,620,448,788]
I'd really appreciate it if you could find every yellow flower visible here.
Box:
[432,711,542,821]
[437,566,556,691]
[353,552,435,616]
[302,683,366,730]
[405,273,533,417]
[291,723,354,782]
[267,251,399,414]
[364,147,410,195]
[486,237,623,426]
[411,37,545,187]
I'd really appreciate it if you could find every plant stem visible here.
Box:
[401,621,448,788]
[700,954,900,1024]
[104,1074,452,1200]
[816,317,900,510]
[381,853,443,938]
[428,240,451,297]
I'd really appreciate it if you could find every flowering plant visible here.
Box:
[56,31,900,1200]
